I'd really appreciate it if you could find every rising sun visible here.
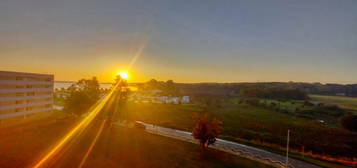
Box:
[118,72,129,80]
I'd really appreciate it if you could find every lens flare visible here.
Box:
[32,84,119,168]
[118,72,129,80]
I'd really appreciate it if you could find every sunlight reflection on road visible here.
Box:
[32,84,118,168]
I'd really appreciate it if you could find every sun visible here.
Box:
[118,72,129,80]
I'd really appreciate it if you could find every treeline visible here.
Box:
[137,79,179,96]
[239,87,308,100]
[176,82,357,97]
[137,80,357,98]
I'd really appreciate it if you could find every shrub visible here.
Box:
[340,113,357,132]
[244,98,260,106]
[304,101,314,106]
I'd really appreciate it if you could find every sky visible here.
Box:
[0,0,356,84]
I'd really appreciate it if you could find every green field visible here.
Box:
[254,98,345,126]
[119,101,356,168]
[310,94,357,111]
[0,112,272,168]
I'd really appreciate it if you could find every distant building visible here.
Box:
[169,97,180,104]
[0,71,53,119]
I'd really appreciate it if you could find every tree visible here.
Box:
[63,77,100,116]
[114,75,128,88]
[239,87,308,100]
[340,113,357,132]
[165,80,176,95]
[192,113,223,147]
[146,79,160,90]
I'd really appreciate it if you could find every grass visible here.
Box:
[310,94,357,111]
[119,101,356,168]
[80,127,273,168]
[259,99,313,111]
[121,102,325,133]
[256,98,345,126]
[0,113,77,168]
[0,111,273,168]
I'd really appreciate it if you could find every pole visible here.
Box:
[286,129,290,168]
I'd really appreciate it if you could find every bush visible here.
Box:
[304,101,314,106]
[244,98,260,106]
[340,113,357,132]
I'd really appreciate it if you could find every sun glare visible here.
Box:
[118,72,129,80]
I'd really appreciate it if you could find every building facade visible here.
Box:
[0,71,53,119]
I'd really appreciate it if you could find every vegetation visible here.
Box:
[240,87,308,100]
[63,77,101,116]
[0,112,272,168]
[310,94,357,110]
[51,78,357,167]
[120,99,357,168]
[340,113,357,132]
[138,79,179,96]
[154,82,357,97]
[241,98,346,124]
[192,113,222,147]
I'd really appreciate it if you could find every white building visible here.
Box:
[169,97,180,104]
[0,71,53,119]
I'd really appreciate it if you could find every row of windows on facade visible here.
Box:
[0,76,52,82]
[0,98,52,106]
[0,92,52,97]
[0,84,52,89]
[0,104,52,114]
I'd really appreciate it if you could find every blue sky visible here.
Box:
[0,0,356,83]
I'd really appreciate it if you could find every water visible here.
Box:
[54,82,113,90]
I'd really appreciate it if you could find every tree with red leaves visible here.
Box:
[192,113,223,147]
